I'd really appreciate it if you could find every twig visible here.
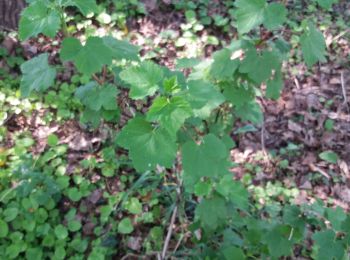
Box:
[340,71,349,112]
[309,163,330,179]
[294,77,301,89]
[161,205,178,259]
[92,74,104,85]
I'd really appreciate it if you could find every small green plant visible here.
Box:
[0,0,347,258]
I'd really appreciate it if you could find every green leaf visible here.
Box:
[182,134,230,188]
[300,23,327,67]
[75,82,118,111]
[223,83,254,107]
[235,101,263,124]
[240,49,280,84]
[47,134,59,146]
[326,207,347,231]
[312,230,345,260]
[186,80,225,118]
[263,3,287,30]
[319,150,339,164]
[234,0,266,34]
[315,0,338,9]
[196,196,228,230]
[146,96,192,137]
[117,117,177,172]
[118,218,134,234]
[62,0,98,16]
[222,246,245,260]
[103,36,140,61]
[3,208,19,222]
[68,220,82,232]
[55,224,68,240]
[216,175,249,210]
[20,53,57,97]
[67,187,83,202]
[125,198,142,215]
[210,49,239,80]
[19,1,61,40]
[263,225,293,258]
[119,61,164,99]
[266,71,283,100]
[0,219,9,238]
[61,37,113,76]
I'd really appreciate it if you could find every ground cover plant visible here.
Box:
[1,0,350,259]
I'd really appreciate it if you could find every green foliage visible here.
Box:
[61,37,113,76]
[117,117,177,171]
[300,22,327,67]
[19,1,61,40]
[20,53,56,97]
[119,61,164,99]
[12,0,345,258]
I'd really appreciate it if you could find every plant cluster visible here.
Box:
[0,0,348,259]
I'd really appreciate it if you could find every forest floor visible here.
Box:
[1,0,350,258]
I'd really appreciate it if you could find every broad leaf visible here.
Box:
[61,37,113,76]
[19,1,61,40]
[210,49,239,80]
[315,0,338,9]
[195,196,228,231]
[223,83,254,107]
[185,80,225,118]
[263,3,287,30]
[20,53,56,97]
[319,150,339,164]
[263,225,293,258]
[240,49,280,84]
[61,0,98,16]
[312,230,345,260]
[182,134,230,188]
[117,117,177,172]
[216,175,249,210]
[234,0,266,34]
[266,71,283,100]
[103,36,140,61]
[235,101,263,124]
[75,82,118,111]
[146,96,192,137]
[119,61,164,99]
[300,23,327,67]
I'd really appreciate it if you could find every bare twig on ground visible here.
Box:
[340,71,349,113]
[161,205,178,259]
[309,163,331,179]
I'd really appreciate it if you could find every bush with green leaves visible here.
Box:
[1,0,348,258]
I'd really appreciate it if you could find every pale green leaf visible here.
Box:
[319,150,339,164]
[118,218,134,234]
[119,61,164,99]
[146,96,192,137]
[20,53,56,97]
